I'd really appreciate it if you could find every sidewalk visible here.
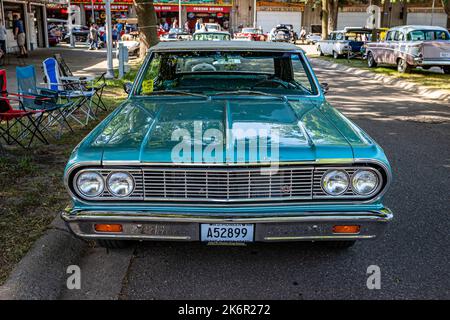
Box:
[2,44,118,92]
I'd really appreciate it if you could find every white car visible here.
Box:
[306,33,322,44]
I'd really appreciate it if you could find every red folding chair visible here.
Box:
[0,69,47,148]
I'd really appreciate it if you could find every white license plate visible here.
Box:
[440,52,450,58]
[200,224,254,242]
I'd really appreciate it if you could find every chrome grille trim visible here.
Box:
[143,167,314,202]
[70,164,386,203]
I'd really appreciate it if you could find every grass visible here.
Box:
[310,54,450,93]
[0,65,140,285]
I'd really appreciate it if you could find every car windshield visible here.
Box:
[345,32,371,41]
[407,30,450,41]
[136,51,317,96]
[193,33,230,41]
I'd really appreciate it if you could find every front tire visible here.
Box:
[367,52,377,68]
[443,66,450,74]
[397,58,411,73]
[318,46,324,56]
[333,51,340,59]
[96,239,131,249]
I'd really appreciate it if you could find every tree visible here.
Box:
[442,0,450,28]
[328,0,339,33]
[321,0,329,39]
[134,0,159,57]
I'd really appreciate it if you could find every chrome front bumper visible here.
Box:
[61,208,393,242]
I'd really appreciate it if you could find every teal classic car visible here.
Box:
[62,41,393,249]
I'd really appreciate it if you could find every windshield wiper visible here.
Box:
[209,90,287,101]
[150,90,208,98]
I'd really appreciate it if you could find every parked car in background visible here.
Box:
[366,25,450,73]
[234,28,267,41]
[317,27,372,58]
[63,25,89,43]
[160,28,191,42]
[62,41,393,249]
[305,33,322,45]
[269,24,297,43]
[193,31,231,41]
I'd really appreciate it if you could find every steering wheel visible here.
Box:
[251,79,290,89]
[191,63,217,72]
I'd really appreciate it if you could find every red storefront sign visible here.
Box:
[84,5,130,10]
[154,5,179,12]
[186,6,231,13]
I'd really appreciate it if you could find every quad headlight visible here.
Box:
[352,170,379,195]
[76,172,104,197]
[322,170,349,196]
[107,172,134,197]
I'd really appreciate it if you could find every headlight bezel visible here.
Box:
[351,169,380,196]
[75,171,105,198]
[106,171,135,198]
[321,169,350,196]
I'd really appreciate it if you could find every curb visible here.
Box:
[0,215,87,300]
[310,58,450,102]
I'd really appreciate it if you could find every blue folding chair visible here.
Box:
[16,65,73,139]
[42,57,96,126]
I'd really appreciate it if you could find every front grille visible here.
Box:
[71,165,385,203]
[144,167,313,202]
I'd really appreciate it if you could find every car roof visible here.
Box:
[388,25,449,32]
[150,41,302,52]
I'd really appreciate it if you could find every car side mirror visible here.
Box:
[123,82,133,94]
[320,83,329,95]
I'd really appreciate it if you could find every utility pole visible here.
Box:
[253,0,257,28]
[179,0,182,27]
[68,0,75,47]
[91,0,95,24]
[105,0,114,79]
[431,0,435,25]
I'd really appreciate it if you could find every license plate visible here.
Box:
[440,52,450,58]
[200,224,254,242]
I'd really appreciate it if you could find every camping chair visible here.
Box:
[54,53,108,114]
[16,65,74,139]
[42,57,96,126]
[0,70,47,148]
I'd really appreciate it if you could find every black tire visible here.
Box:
[321,241,356,249]
[96,239,131,249]
[443,66,450,74]
[367,52,377,68]
[397,58,411,73]
[422,66,431,70]
[333,51,340,59]
[318,46,324,56]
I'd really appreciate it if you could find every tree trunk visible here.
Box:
[381,0,391,28]
[134,0,158,57]
[321,0,328,40]
[327,0,338,34]
[442,0,450,28]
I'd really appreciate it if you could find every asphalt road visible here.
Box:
[61,60,450,300]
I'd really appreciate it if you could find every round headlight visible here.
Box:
[76,172,104,197]
[322,170,349,196]
[107,172,134,197]
[352,170,379,195]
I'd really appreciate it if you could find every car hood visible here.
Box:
[79,97,376,164]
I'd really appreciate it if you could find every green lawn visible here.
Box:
[310,55,450,94]
[0,69,138,284]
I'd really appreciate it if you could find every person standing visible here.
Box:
[0,19,7,60]
[172,19,178,29]
[112,25,118,48]
[184,20,190,33]
[195,19,201,32]
[299,27,306,44]
[89,24,98,50]
[13,14,27,58]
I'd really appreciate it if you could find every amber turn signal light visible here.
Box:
[94,224,123,233]
[332,225,360,234]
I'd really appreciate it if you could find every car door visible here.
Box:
[387,31,399,64]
